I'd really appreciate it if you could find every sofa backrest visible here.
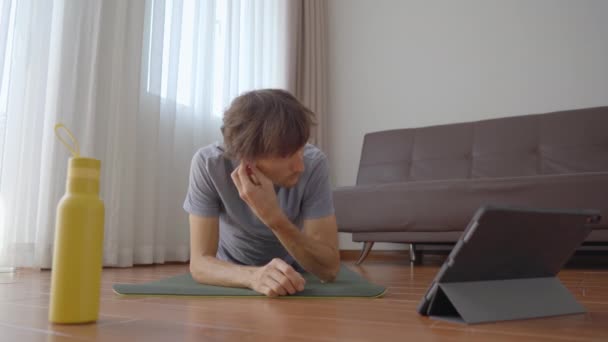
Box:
[356,106,608,185]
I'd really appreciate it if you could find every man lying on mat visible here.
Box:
[183,89,340,297]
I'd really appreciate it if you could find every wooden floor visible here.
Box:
[1,252,607,341]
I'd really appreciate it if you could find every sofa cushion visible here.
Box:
[351,229,608,244]
[335,172,608,233]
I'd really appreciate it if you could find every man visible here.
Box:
[184,89,340,297]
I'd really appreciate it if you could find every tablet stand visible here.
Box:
[426,276,585,324]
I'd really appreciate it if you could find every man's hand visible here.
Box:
[249,258,306,297]
[231,164,284,227]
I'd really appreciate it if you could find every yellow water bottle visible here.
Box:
[49,124,105,324]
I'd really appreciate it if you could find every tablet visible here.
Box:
[417,205,601,322]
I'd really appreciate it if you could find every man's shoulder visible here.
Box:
[192,142,231,174]
[194,142,226,163]
[303,143,327,165]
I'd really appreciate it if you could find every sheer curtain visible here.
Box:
[0,0,291,268]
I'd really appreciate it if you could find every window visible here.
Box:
[145,0,228,118]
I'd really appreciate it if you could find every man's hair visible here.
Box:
[221,89,316,160]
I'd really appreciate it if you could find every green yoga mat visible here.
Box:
[113,265,386,298]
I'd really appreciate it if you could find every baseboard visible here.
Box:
[339,249,409,261]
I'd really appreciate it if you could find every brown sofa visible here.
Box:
[334,107,608,264]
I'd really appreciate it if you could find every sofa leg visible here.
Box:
[409,243,422,265]
[356,241,374,265]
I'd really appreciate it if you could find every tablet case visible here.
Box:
[417,205,601,324]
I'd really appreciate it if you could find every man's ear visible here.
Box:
[242,160,255,174]
[242,161,261,185]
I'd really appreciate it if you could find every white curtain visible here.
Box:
[0,0,290,268]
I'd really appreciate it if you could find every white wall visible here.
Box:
[327,0,608,250]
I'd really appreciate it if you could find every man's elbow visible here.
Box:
[321,269,338,283]
[189,257,212,284]
[320,260,340,283]
[189,261,202,283]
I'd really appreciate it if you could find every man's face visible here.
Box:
[252,146,305,188]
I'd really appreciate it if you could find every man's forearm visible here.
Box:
[268,215,340,282]
[190,255,257,288]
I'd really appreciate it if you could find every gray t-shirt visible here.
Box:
[183,142,334,269]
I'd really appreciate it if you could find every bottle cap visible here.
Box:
[55,123,101,180]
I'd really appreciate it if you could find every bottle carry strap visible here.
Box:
[54,123,81,158]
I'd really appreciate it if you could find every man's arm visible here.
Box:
[189,214,306,296]
[231,164,340,282]
[267,214,340,282]
[188,214,256,288]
